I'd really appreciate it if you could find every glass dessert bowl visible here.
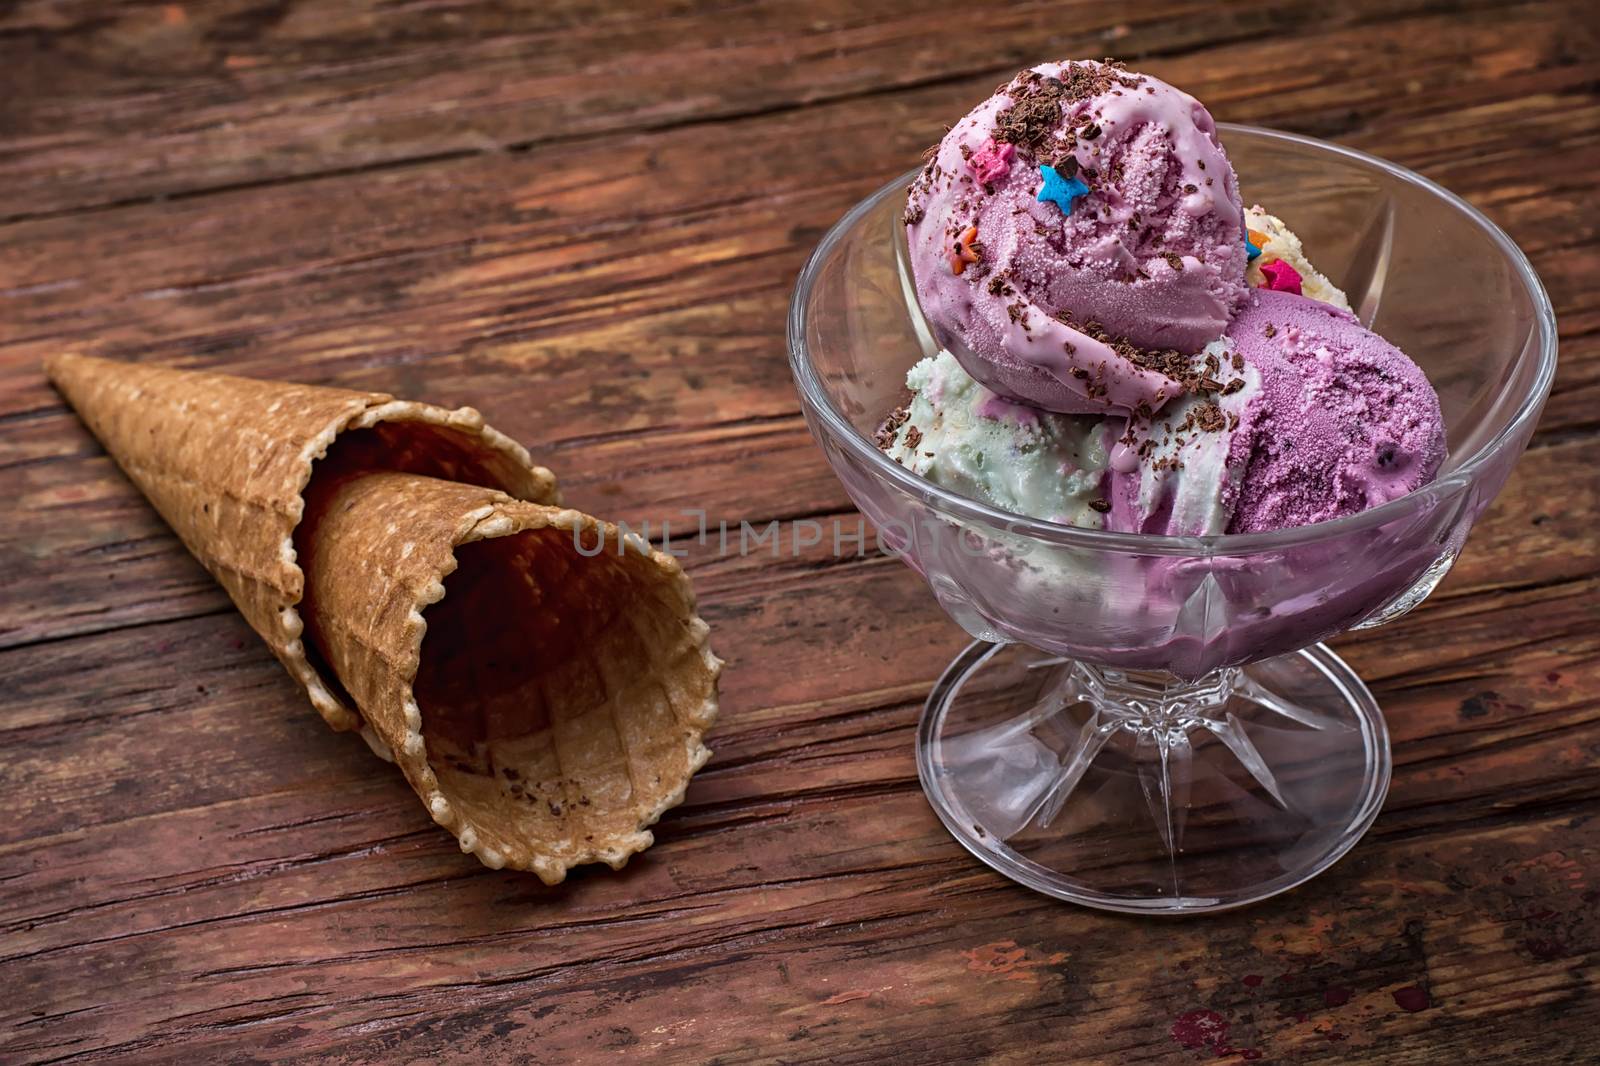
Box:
[787,126,1557,914]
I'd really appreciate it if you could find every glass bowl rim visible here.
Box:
[786,123,1558,557]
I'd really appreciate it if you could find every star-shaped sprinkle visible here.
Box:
[1246,227,1268,261]
[969,138,1015,184]
[1037,164,1090,216]
[948,225,980,275]
[1259,259,1303,295]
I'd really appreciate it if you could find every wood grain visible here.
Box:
[2,1,1598,1062]
[1,0,1581,217]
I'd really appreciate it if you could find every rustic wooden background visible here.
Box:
[3,1,1597,1062]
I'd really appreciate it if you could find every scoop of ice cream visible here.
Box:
[905,59,1249,415]
[1245,207,1350,311]
[880,350,1113,527]
[1221,289,1445,533]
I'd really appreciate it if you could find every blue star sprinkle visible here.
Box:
[1037,165,1090,216]
[1246,236,1263,261]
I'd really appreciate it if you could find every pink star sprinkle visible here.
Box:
[1260,260,1303,295]
[969,138,1015,184]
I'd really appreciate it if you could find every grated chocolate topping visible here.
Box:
[993,60,1139,155]
[874,399,911,451]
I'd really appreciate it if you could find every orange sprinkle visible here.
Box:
[949,225,981,275]
[1247,227,1270,248]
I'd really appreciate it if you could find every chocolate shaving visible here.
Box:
[993,62,1137,153]
[1088,499,1111,513]
[874,400,911,451]
[1056,311,1201,391]
[994,76,1068,152]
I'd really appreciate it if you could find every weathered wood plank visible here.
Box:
[1,565,1596,1055]
[4,805,1592,1065]
[1,0,1579,218]
[4,9,1595,388]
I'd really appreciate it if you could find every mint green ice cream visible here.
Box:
[883,350,1113,529]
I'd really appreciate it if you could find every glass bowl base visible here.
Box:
[917,641,1391,914]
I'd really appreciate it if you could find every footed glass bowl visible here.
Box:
[787,126,1557,913]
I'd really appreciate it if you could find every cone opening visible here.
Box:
[320,423,536,499]
[415,525,704,864]
[293,422,554,714]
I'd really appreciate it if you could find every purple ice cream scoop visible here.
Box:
[905,60,1249,416]
[1221,289,1446,533]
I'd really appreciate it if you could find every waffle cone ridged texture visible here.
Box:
[46,354,721,882]
[299,471,718,879]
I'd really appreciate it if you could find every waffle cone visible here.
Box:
[47,354,720,881]
[298,471,718,880]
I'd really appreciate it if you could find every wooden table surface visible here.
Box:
[3,2,1598,1062]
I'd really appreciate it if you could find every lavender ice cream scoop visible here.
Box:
[1221,289,1447,533]
[905,60,1249,416]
